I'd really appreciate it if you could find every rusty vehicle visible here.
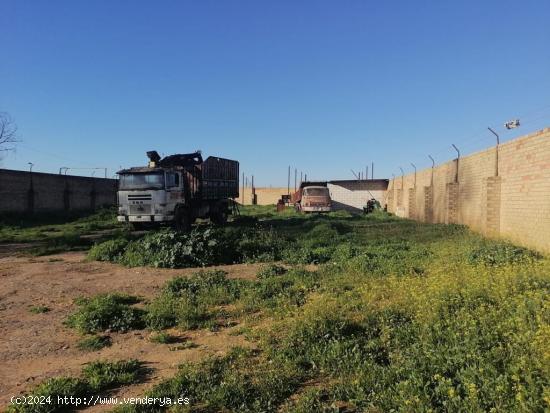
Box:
[117,151,239,231]
[293,182,332,213]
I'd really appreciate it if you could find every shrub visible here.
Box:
[66,293,145,334]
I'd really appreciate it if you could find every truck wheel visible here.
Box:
[211,209,228,225]
[130,222,147,231]
[174,208,191,232]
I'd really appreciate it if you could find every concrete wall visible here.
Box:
[328,180,388,211]
[238,187,289,205]
[0,169,117,213]
[386,127,550,253]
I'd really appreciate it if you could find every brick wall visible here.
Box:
[0,169,117,213]
[238,187,289,205]
[387,127,550,253]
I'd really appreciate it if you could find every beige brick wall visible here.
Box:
[387,127,550,253]
[238,187,289,205]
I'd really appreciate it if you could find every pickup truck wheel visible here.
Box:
[174,208,191,232]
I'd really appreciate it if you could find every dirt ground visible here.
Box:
[0,250,262,411]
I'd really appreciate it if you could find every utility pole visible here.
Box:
[287,166,290,195]
[294,168,297,192]
[371,162,374,179]
[242,172,245,204]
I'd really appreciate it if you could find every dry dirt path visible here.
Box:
[0,251,261,411]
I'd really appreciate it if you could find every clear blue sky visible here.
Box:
[1,0,549,185]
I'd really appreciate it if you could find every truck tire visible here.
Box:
[210,203,228,225]
[130,222,147,231]
[211,209,228,225]
[174,208,191,232]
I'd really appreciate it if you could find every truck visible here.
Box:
[292,182,332,213]
[117,151,239,231]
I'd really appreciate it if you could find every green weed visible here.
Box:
[8,359,144,413]
[66,293,145,334]
[76,335,111,351]
[29,305,50,314]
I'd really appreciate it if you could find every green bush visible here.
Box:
[66,293,145,334]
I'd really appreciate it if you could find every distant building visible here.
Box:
[327,179,389,212]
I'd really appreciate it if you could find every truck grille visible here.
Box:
[128,194,152,201]
[129,204,152,215]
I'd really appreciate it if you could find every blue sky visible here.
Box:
[1,0,549,185]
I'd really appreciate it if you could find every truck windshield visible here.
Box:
[119,173,165,190]
[303,187,329,197]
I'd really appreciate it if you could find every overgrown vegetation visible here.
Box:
[8,360,145,413]
[65,293,145,334]
[16,205,549,411]
[0,207,122,255]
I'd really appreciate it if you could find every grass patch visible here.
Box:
[257,263,287,279]
[77,335,112,351]
[468,241,542,266]
[145,270,244,331]
[29,305,50,314]
[0,207,120,245]
[8,359,145,413]
[66,293,145,334]
[149,332,178,344]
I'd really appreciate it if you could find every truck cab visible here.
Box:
[117,167,183,227]
[296,185,332,213]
